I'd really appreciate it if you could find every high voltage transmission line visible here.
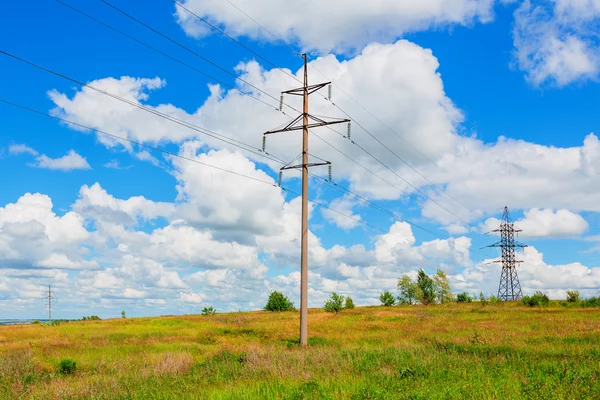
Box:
[208,0,486,220]
[54,0,479,229]
[0,47,486,254]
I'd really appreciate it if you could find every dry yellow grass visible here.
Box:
[1,303,599,399]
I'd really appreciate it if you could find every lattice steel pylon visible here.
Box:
[487,207,527,301]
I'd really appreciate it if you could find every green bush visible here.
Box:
[520,291,550,307]
[81,315,101,321]
[580,297,599,307]
[202,306,216,316]
[566,290,580,303]
[264,291,295,312]
[489,294,503,305]
[324,292,345,313]
[344,297,355,309]
[456,292,472,303]
[479,292,488,306]
[58,359,77,375]
[121,310,126,319]
[379,290,396,306]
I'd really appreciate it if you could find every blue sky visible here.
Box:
[1,0,600,319]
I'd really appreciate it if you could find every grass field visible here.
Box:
[1,303,599,399]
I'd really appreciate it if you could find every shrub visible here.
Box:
[58,359,77,375]
[566,290,580,303]
[264,291,295,312]
[324,292,345,313]
[489,294,502,305]
[379,290,396,306]
[457,292,472,303]
[520,291,550,307]
[81,315,101,321]
[202,306,216,316]
[121,310,126,319]
[580,297,599,307]
[479,292,488,306]
[344,297,355,310]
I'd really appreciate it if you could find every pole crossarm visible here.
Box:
[264,114,350,135]
[282,82,331,96]
[281,161,330,171]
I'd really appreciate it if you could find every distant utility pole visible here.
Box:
[45,285,55,323]
[487,206,527,301]
[264,54,349,345]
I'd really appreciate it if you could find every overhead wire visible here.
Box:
[57,0,475,227]
[0,48,481,255]
[218,0,485,222]
[0,98,385,234]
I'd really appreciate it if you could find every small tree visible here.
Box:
[264,291,295,312]
[121,310,126,319]
[479,291,488,306]
[433,269,455,303]
[457,292,472,303]
[324,292,345,313]
[397,274,421,304]
[566,290,580,303]
[345,297,355,309]
[380,290,396,306]
[417,269,436,305]
[202,306,216,316]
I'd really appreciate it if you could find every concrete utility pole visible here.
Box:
[264,54,349,345]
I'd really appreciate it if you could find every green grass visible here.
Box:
[1,303,599,399]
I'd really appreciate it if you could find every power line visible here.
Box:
[0,49,286,166]
[0,98,384,235]
[217,0,485,222]
[172,0,303,86]
[97,0,293,110]
[1,97,478,265]
[0,48,482,254]
[59,0,479,228]
[55,0,280,113]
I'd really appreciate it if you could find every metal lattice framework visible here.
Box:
[487,207,527,301]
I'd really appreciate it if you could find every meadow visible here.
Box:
[1,303,599,399]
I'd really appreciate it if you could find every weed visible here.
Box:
[58,358,77,375]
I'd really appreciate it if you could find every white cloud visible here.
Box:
[174,0,496,53]
[512,0,600,86]
[32,150,91,171]
[453,245,600,299]
[321,195,362,229]
[482,208,589,238]
[9,144,38,156]
[73,183,174,224]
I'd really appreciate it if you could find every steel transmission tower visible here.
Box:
[264,54,349,345]
[44,285,56,323]
[487,207,527,301]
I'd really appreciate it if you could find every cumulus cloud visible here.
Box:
[482,208,589,238]
[452,245,600,299]
[321,195,362,229]
[513,0,600,86]
[9,144,38,156]
[32,150,91,171]
[174,0,496,53]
